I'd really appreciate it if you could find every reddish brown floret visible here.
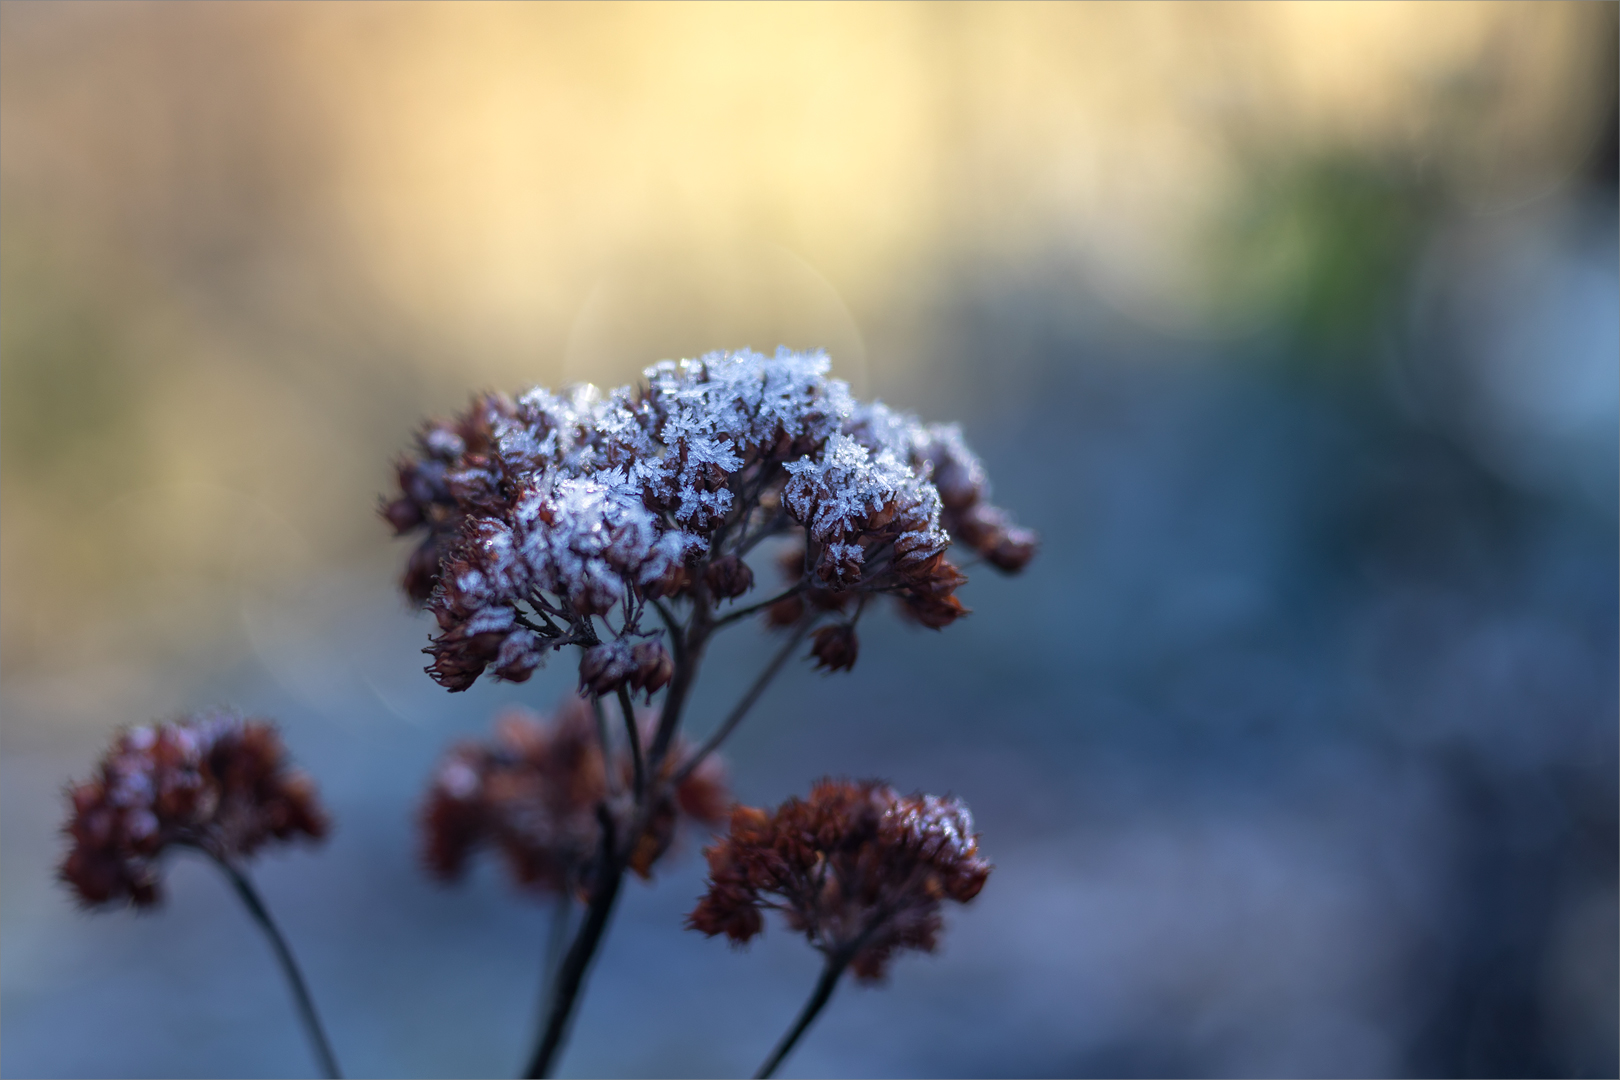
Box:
[686,779,991,983]
[426,626,507,692]
[630,642,674,695]
[988,526,1039,572]
[59,713,329,909]
[420,699,730,897]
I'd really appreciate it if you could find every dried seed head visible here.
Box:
[687,779,991,982]
[59,713,329,909]
[420,700,729,897]
[382,349,1034,693]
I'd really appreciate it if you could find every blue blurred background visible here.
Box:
[2,3,1615,1076]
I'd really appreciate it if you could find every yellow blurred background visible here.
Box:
[3,0,1611,692]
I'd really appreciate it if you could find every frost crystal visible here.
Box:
[382,348,1036,692]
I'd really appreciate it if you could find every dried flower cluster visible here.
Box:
[60,713,328,908]
[382,348,1036,691]
[688,779,991,982]
[421,699,729,894]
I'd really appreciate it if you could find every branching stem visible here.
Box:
[673,618,815,785]
[524,810,623,1079]
[523,599,807,1076]
[712,582,809,630]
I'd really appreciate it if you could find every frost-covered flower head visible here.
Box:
[382,348,1036,692]
[686,779,991,982]
[60,713,328,907]
[421,699,728,895]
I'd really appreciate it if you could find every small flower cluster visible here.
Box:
[60,713,328,907]
[687,779,991,982]
[382,349,1036,691]
[420,699,729,895]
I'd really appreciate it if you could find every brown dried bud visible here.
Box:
[987,525,1039,572]
[381,497,425,534]
[426,626,507,692]
[629,641,674,694]
[953,503,1009,551]
[944,500,1038,576]
[579,640,636,697]
[903,592,968,630]
[932,458,984,511]
[810,624,859,672]
[765,594,807,627]
[703,555,755,600]
[641,563,691,601]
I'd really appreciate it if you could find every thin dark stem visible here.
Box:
[754,950,850,1080]
[535,885,574,1024]
[545,890,573,984]
[525,810,623,1079]
[616,684,645,802]
[673,617,814,785]
[649,598,686,663]
[210,855,343,1080]
[524,599,711,1077]
[736,507,791,557]
[648,604,710,768]
[712,581,808,629]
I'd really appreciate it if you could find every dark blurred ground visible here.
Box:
[2,4,1616,1078]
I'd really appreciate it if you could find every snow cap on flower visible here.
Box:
[385,349,1035,692]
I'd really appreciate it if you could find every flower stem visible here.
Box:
[211,855,343,1079]
[616,685,645,801]
[591,695,619,798]
[648,605,710,768]
[711,582,807,629]
[524,809,623,1079]
[754,950,850,1079]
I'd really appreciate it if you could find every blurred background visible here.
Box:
[2,2,1615,1076]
